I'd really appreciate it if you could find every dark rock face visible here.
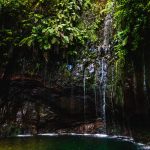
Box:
[51,86,96,117]
[0,79,98,136]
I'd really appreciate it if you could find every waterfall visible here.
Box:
[99,14,112,133]
[83,70,86,126]
[143,58,149,108]
[94,70,98,118]
[103,14,112,50]
[99,57,107,133]
[143,62,147,93]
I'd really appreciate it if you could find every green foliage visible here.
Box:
[0,0,104,78]
[113,0,150,52]
[105,0,150,105]
[18,0,92,51]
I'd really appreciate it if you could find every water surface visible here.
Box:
[0,135,143,150]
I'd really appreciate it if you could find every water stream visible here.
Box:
[83,70,86,131]
[98,14,112,132]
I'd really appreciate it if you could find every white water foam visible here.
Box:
[17,134,33,137]
[16,133,149,149]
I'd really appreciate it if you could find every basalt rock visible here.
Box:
[0,78,97,136]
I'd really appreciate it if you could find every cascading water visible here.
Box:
[143,66,146,91]
[83,70,86,130]
[99,58,107,124]
[98,14,112,133]
[143,58,149,106]
[72,13,113,134]
[143,61,147,93]
[110,65,116,129]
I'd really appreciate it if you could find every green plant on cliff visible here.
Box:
[106,0,150,105]
[0,0,104,81]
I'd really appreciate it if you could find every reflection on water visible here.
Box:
[0,135,142,150]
